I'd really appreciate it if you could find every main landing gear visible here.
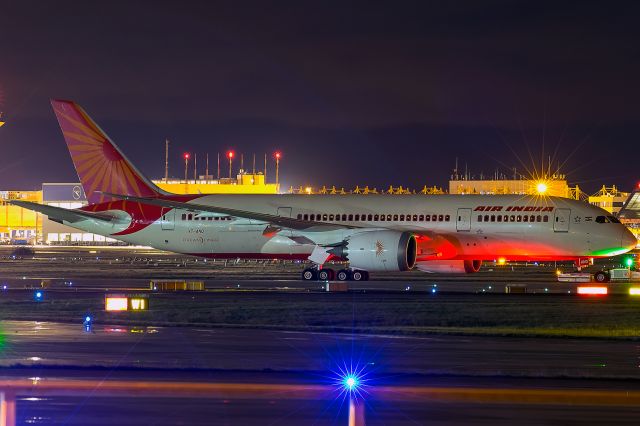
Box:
[301,267,370,281]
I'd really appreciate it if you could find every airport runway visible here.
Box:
[1,320,639,378]
[0,321,639,424]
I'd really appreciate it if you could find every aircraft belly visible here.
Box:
[127,223,314,258]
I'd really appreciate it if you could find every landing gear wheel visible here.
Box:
[302,268,318,281]
[351,270,366,281]
[336,269,351,281]
[318,269,335,281]
[594,271,610,283]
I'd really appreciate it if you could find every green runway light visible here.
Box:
[625,257,634,267]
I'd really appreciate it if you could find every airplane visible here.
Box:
[11,100,637,281]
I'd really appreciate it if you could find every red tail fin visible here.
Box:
[50,100,165,204]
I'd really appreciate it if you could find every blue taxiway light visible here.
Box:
[34,291,43,301]
[344,375,358,391]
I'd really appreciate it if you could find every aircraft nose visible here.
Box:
[622,228,637,250]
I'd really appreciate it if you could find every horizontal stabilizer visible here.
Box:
[9,200,116,224]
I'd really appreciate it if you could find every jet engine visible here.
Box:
[332,231,417,272]
[415,259,482,274]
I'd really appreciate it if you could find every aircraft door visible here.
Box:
[456,208,471,232]
[161,208,175,230]
[553,208,570,232]
[277,207,292,218]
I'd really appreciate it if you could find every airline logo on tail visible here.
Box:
[50,99,162,204]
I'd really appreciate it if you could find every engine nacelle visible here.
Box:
[415,259,482,274]
[336,231,416,272]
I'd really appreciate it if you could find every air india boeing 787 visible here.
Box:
[11,100,637,281]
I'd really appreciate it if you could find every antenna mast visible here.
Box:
[164,139,169,183]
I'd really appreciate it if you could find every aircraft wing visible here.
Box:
[8,200,117,224]
[102,193,360,232]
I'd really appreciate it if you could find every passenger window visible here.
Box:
[445,215,450,221]
[478,215,483,222]
[329,214,334,221]
[419,214,424,221]
[484,215,489,222]
[432,215,437,221]
[188,214,193,220]
[297,214,302,220]
[340,214,346,221]
[490,215,495,222]
[425,215,430,222]
[399,214,405,221]
[608,216,621,223]
[208,217,213,221]
[322,214,328,221]
[497,215,502,222]
[354,214,359,221]
[413,214,418,221]
[303,214,308,221]
[510,215,515,222]
[368,214,373,221]
[543,215,548,222]
[536,215,541,222]
[393,214,399,221]
[523,215,528,222]
[516,215,522,222]
[181,214,186,220]
[530,215,535,222]
[386,214,392,221]
[595,216,608,223]
[374,214,379,221]
[348,214,354,221]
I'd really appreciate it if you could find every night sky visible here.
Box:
[1,1,640,193]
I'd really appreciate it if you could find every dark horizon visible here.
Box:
[1,1,639,193]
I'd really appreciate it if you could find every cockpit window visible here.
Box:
[608,216,621,224]
[595,216,609,223]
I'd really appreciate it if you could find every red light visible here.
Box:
[227,151,234,159]
[183,153,190,160]
[275,152,281,159]
[577,286,608,295]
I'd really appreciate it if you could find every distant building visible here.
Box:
[588,185,629,215]
[0,190,41,243]
[449,175,570,198]
[618,188,640,246]
[153,172,278,195]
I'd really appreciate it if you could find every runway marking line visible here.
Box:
[0,380,638,406]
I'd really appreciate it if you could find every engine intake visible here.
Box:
[334,231,416,272]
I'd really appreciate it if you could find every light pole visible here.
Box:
[274,152,281,187]
[227,151,234,179]
[183,153,190,183]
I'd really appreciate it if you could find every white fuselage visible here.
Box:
[68,194,635,262]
